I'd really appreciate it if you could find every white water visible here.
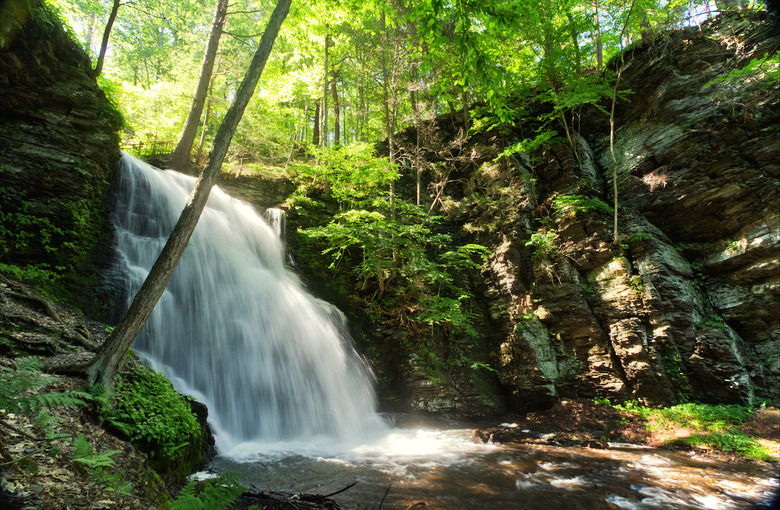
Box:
[110,153,385,453]
[109,154,779,508]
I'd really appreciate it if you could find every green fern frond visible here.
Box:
[0,358,90,416]
[169,473,245,510]
[72,434,93,458]
[71,434,119,468]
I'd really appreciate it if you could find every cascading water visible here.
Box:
[109,153,384,454]
[108,153,778,508]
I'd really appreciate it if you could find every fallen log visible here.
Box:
[232,482,357,509]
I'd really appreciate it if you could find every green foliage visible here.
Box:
[614,401,768,459]
[629,275,643,293]
[0,357,91,416]
[698,315,728,331]
[106,365,200,462]
[524,229,559,258]
[553,194,614,216]
[0,191,65,257]
[617,232,653,249]
[71,434,133,495]
[659,344,686,387]
[72,434,120,469]
[0,263,62,286]
[293,143,491,378]
[655,403,754,431]
[581,283,594,299]
[297,143,399,209]
[704,52,780,89]
[495,129,557,162]
[170,472,246,510]
[680,432,774,461]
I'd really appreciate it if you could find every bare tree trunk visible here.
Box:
[85,11,96,52]
[86,0,292,390]
[331,77,340,147]
[312,102,320,146]
[461,88,469,132]
[410,68,421,206]
[196,57,222,165]
[322,32,329,147]
[593,0,603,68]
[169,0,229,171]
[609,0,636,241]
[566,10,582,75]
[92,0,120,78]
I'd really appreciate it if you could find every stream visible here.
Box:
[110,154,778,510]
[209,425,778,509]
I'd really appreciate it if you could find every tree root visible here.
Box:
[41,351,95,375]
[7,291,61,323]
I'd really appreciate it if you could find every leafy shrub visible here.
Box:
[524,229,559,258]
[107,365,200,461]
[553,194,613,216]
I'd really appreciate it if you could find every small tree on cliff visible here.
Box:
[87,0,293,390]
[168,0,229,171]
[92,0,120,78]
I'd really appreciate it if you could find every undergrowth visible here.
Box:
[607,400,776,461]
[170,472,253,510]
[105,364,201,462]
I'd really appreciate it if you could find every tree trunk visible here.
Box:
[331,77,340,146]
[92,0,120,78]
[322,32,329,147]
[312,102,320,146]
[566,10,582,75]
[593,0,603,68]
[461,88,469,132]
[195,60,220,165]
[86,0,292,390]
[169,0,229,171]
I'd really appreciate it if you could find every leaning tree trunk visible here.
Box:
[168,0,229,171]
[87,0,292,390]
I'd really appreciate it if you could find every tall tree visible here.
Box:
[92,0,120,77]
[169,0,229,171]
[87,0,292,390]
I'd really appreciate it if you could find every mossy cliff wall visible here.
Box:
[0,1,121,306]
[378,12,779,414]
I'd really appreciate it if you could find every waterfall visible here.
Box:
[109,153,384,454]
[264,208,286,247]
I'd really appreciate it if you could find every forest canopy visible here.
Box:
[51,0,762,164]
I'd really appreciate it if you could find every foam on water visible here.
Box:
[110,153,386,455]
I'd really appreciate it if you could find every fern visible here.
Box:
[72,434,119,468]
[0,358,91,416]
[169,473,245,510]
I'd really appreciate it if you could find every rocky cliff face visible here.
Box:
[388,12,779,414]
[0,2,121,303]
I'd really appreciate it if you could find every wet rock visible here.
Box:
[470,12,779,409]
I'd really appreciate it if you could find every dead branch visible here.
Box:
[238,482,358,509]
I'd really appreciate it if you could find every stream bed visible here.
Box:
[210,426,779,510]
